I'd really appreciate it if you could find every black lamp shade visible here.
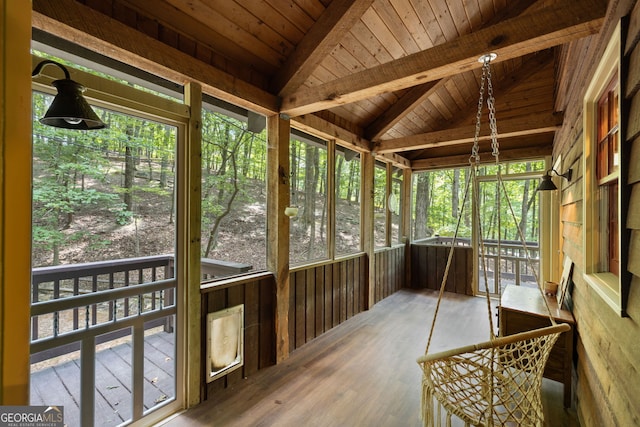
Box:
[40,79,107,130]
[536,173,558,191]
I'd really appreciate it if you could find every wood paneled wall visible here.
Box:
[373,246,406,304]
[553,1,640,426]
[201,249,407,398]
[289,254,368,351]
[202,274,276,400]
[409,243,473,296]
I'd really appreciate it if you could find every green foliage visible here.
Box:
[413,162,542,242]
[32,90,179,264]
[200,108,266,256]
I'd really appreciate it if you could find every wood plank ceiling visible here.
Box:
[32,0,608,169]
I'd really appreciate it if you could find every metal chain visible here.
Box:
[470,63,486,165]
[486,61,500,160]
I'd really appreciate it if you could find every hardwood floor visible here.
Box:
[162,289,579,427]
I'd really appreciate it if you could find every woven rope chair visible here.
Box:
[418,324,569,427]
[416,55,569,427]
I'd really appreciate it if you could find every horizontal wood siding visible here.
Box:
[554,2,640,426]
[373,246,406,304]
[409,243,473,295]
[289,255,368,351]
[202,275,276,400]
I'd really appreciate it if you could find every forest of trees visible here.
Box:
[31,90,363,271]
[31,54,545,274]
[412,161,545,243]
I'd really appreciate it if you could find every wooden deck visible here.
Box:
[30,327,176,427]
[162,289,579,427]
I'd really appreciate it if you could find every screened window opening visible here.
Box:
[391,167,403,245]
[374,162,388,248]
[200,107,267,276]
[289,135,328,264]
[412,168,471,241]
[335,148,362,256]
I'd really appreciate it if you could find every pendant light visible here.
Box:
[32,60,107,130]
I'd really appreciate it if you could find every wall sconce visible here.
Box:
[536,168,573,191]
[32,60,107,130]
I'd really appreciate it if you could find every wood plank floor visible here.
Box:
[30,327,176,427]
[162,289,579,427]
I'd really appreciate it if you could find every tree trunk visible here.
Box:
[203,154,241,257]
[123,124,139,212]
[304,146,319,258]
[290,142,298,205]
[452,169,460,219]
[464,169,471,228]
[414,173,431,239]
[335,156,344,199]
[517,163,532,239]
[124,145,134,211]
[346,160,355,204]
[147,127,155,182]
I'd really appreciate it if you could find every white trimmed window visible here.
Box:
[583,22,624,314]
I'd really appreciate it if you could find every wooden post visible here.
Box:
[402,168,412,287]
[0,0,32,404]
[183,82,202,406]
[385,162,393,246]
[267,114,291,362]
[361,153,375,308]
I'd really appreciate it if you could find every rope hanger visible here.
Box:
[424,53,557,354]
[417,53,570,427]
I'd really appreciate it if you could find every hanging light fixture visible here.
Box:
[536,168,573,191]
[31,59,107,130]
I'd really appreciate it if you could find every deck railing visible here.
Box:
[416,236,540,291]
[31,255,252,361]
[30,255,252,425]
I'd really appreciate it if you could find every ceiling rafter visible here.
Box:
[271,0,375,96]
[119,0,277,74]
[364,0,538,142]
[365,82,439,141]
[411,145,553,171]
[375,111,563,154]
[280,0,606,117]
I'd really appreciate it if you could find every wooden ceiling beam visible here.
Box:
[374,111,563,154]
[291,113,410,168]
[32,0,280,115]
[406,49,555,159]
[292,113,369,152]
[271,0,375,96]
[280,0,606,117]
[411,145,553,171]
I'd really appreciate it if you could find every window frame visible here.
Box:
[288,132,330,266]
[334,145,363,258]
[32,53,189,424]
[372,161,392,249]
[583,21,628,316]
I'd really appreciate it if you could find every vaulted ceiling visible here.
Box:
[32,0,608,169]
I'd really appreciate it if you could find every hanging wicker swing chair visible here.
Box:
[416,54,570,427]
